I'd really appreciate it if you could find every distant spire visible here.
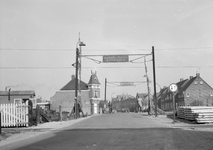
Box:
[78,32,80,42]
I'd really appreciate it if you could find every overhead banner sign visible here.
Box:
[120,82,134,86]
[103,55,129,63]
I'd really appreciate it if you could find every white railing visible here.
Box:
[0,101,29,127]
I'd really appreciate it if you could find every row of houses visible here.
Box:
[157,73,213,111]
[135,73,213,112]
[112,94,135,101]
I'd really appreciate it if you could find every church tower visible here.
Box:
[88,71,101,114]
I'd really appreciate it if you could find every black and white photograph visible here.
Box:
[0,0,213,149]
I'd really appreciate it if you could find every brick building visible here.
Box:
[158,73,213,111]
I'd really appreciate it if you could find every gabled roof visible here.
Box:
[60,78,88,91]
[176,79,188,89]
[178,77,196,93]
[88,73,100,85]
[0,90,35,96]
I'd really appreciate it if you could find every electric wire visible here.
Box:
[0,46,213,51]
[0,65,213,69]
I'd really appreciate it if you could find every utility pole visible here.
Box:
[78,33,82,106]
[152,46,157,117]
[104,78,107,101]
[75,47,79,119]
[76,33,86,119]
[144,57,151,115]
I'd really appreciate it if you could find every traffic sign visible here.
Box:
[103,55,129,63]
[169,83,178,92]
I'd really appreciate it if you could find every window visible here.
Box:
[200,81,203,85]
[210,92,213,97]
[186,92,190,97]
[94,91,98,98]
[178,94,180,98]
[14,99,22,104]
[194,81,198,85]
[181,93,184,98]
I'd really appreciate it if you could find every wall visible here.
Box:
[185,79,213,106]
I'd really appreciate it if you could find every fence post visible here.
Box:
[35,105,40,126]
[59,105,62,122]
[0,112,1,134]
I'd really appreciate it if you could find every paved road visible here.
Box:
[1,113,213,150]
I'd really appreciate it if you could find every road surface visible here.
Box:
[1,113,213,150]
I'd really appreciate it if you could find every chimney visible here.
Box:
[196,73,200,77]
[8,88,11,101]
[189,76,193,79]
[180,78,184,82]
[71,75,75,80]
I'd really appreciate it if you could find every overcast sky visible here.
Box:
[0,0,213,100]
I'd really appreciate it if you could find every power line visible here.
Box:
[0,48,150,51]
[154,47,213,51]
[0,47,213,51]
[0,65,213,69]
[0,48,73,51]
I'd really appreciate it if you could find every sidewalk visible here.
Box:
[147,114,213,132]
[0,116,92,147]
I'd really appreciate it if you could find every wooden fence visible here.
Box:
[0,101,29,127]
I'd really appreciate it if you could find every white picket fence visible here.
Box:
[0,101,29,127]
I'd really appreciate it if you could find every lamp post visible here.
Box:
[75,38,86,119]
